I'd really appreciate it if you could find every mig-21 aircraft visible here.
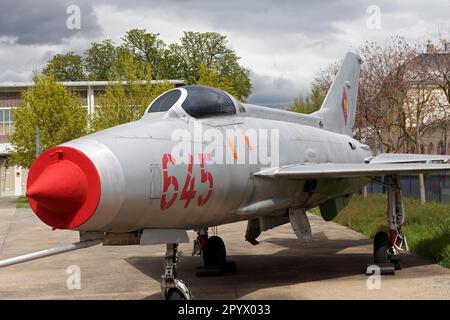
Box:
[1,52,449,299]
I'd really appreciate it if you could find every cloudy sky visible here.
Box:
[0,0,449,107]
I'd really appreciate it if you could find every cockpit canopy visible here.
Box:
[147,89,181,113]
[147,85,237,118]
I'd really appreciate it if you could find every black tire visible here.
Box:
[166,288,186,300]
[374,231,391,264]
[203,236,226,267]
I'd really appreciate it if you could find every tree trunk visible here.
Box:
[418,173,426,205]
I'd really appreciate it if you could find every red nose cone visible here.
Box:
[27,146,101,229]
[27,161,87,215]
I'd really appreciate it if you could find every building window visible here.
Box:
[437,141,446,155]
[0,108,13,135]
[427,142,434,154]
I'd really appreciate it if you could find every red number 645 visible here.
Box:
[160,153,178,210]
[159,153,214,211]
[197,153,213,206]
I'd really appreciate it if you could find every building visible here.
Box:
[0,80,184,196]
[373,42,450,155]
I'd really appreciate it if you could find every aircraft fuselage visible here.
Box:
[58,108,370,232]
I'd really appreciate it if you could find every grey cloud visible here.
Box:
[0,0,101,45]
[99,0,368,37]
[96,0,450,39]
[246,70,308,108]
[0,69,29,82]
[1,0,449,108]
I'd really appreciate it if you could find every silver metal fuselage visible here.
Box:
[63,104,371,232]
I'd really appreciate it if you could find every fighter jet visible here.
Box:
[1,52,449,299]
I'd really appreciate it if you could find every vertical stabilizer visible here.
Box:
[311,52,362,136]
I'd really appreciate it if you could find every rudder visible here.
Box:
[311,52,362,136]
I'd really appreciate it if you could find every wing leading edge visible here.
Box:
[255,154,450,179]
[369,153,450,164]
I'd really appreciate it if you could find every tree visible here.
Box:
[289,61,338,115]
[44,30,252,100]
[159,44,186,80]
[354,38,418,152]
[311,61,340,94]
[179,31,251,100]
[196,64,238,97]
[90,52,174,132]
[413,38,450,155]
[288,84,325,114]
[84,39,119,80]
[9,73,87,167]
[121,28,166,78]
[307,37,450,154]
[42,52,85,81]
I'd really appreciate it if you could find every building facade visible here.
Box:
[375,44,450,155]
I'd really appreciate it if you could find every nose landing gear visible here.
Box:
[161,243,193,300]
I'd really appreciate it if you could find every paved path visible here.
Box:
[0,202,449,299]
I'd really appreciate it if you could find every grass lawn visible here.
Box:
[16,196,30,208]
[320,194,450,268]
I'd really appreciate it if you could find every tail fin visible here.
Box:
[312,52,362,136]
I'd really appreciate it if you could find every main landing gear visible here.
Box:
[194,228,236,277]
[367,175,409,276]
[160,228,237,300]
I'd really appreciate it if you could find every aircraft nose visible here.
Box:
[27,161,87,215]
[27,146,101,229]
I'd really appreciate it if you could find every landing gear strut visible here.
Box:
[161,243,193,300]
[367,175,408,275]
[385,175,409,255]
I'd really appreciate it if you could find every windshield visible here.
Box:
[147,89,181,113]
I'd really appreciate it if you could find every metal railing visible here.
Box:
[366,173,450,204]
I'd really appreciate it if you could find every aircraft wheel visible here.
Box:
[203,236,226,267]
[166,288,187,300]
[373,231,391,264]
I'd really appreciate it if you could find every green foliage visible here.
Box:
[288,84,325,114]
[43,29,252,101]
[179,31,251,100]
[16,196,29,208]
[196,64,238,97]
[90,52,174,132]
[121,28,166,78]
[159,44,186,80]
[9,73,87,167]
[33,29,253,145]
[42,52,85,81]
[330,194,450,268]
[84,39,119,80]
